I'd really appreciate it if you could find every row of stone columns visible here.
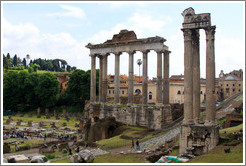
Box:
[90,50,170,107]
[182,26,216,125]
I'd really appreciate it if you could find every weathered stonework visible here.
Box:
[180,7,219,155]
[86,30,172,130]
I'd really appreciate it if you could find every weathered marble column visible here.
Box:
[128,51,135,106]
[182,29,194,124]
[142,50,149,106]
[205,26,216,125]
[163,51,170,105]
[90,54,96,103]
[156,51,163,105]
[114,52,121,105]
[102,54,108,103]
[99,56,103,103]
[192,29,200,124]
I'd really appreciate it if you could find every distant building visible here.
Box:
[218,69,243,100]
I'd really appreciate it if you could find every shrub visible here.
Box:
[44,153,55,159]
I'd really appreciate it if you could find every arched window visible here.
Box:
[239,89,241,92]
[149,92,152,100]
[177,90,181,95]
[109,90,111,94]
[200,91,203,94]
[135,89,141,94]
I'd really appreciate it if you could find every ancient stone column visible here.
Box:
[142,50,149,106]
[205,26,216,125]
[99,56,103,103]
[156,50,163,105]
[163,50,170,105]
[192,29,200,124]
[102,54,108,103]
[114,52,121,105]
[128,51,135,106]
[182,29,194,124]
[90,54,96,103]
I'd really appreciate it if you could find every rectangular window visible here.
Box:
[122,90,124,94]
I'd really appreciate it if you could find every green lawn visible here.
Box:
[97,125,153,150]
[190,144,243,163]
[93,154,145,163]
[3,114,79,130]
[50,158,71,163]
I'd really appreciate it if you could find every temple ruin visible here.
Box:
[86,30,172,130]
[180,7,219,155]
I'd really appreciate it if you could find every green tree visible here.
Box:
[13,54,18,66]
[66,69,99,108]
[3,72,20,111]
[6,53,11,60]
[66,70,89,106]
[3,54,11,69]
[31,63,40,72]
[66,65,71,72]
[22,58,27,68]
[25,73,39,107]
[36,73,59,108]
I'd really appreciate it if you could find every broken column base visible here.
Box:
[179,123,219,156]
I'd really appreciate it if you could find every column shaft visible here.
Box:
[90,54,96,103]
[102,54,108,103]
[99,56,103,102]
[205,26,216,125]
[142,50,149,106]
[182,29,194,124]
[156,51,163,105]
[163,51,170,104]
[128,51,135,105]
[114,53,121,105]
[192,30,200,124]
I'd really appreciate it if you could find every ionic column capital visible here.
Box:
[113,52,122,56]
[141,50,150,55]
[90,54,97,58]
[127,50,136,55]
[155,50,163,55]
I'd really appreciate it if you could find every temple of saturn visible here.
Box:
[179,8,219,155]
[86,29,172,130]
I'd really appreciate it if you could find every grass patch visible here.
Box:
[189,144,243,163]
[219,124,243,135]
[217,118,226,124]
[97,125,152,150]
[50,158,71,163]
[93,154,145,163]
[43,153,55,159]
[4,138,45,152]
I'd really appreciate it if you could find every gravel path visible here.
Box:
[140,127,180,150]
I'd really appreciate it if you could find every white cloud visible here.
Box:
[46,5,86,19]
[2,17,89,69]
[88,12,173,78]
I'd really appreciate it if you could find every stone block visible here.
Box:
[7,154,28,163]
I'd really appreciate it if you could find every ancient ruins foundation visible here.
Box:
[179,7,219,155]
[86,30,172,130]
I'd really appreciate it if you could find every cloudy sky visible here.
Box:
[2,1,245,79]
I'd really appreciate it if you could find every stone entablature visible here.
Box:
[86,37,168,55]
